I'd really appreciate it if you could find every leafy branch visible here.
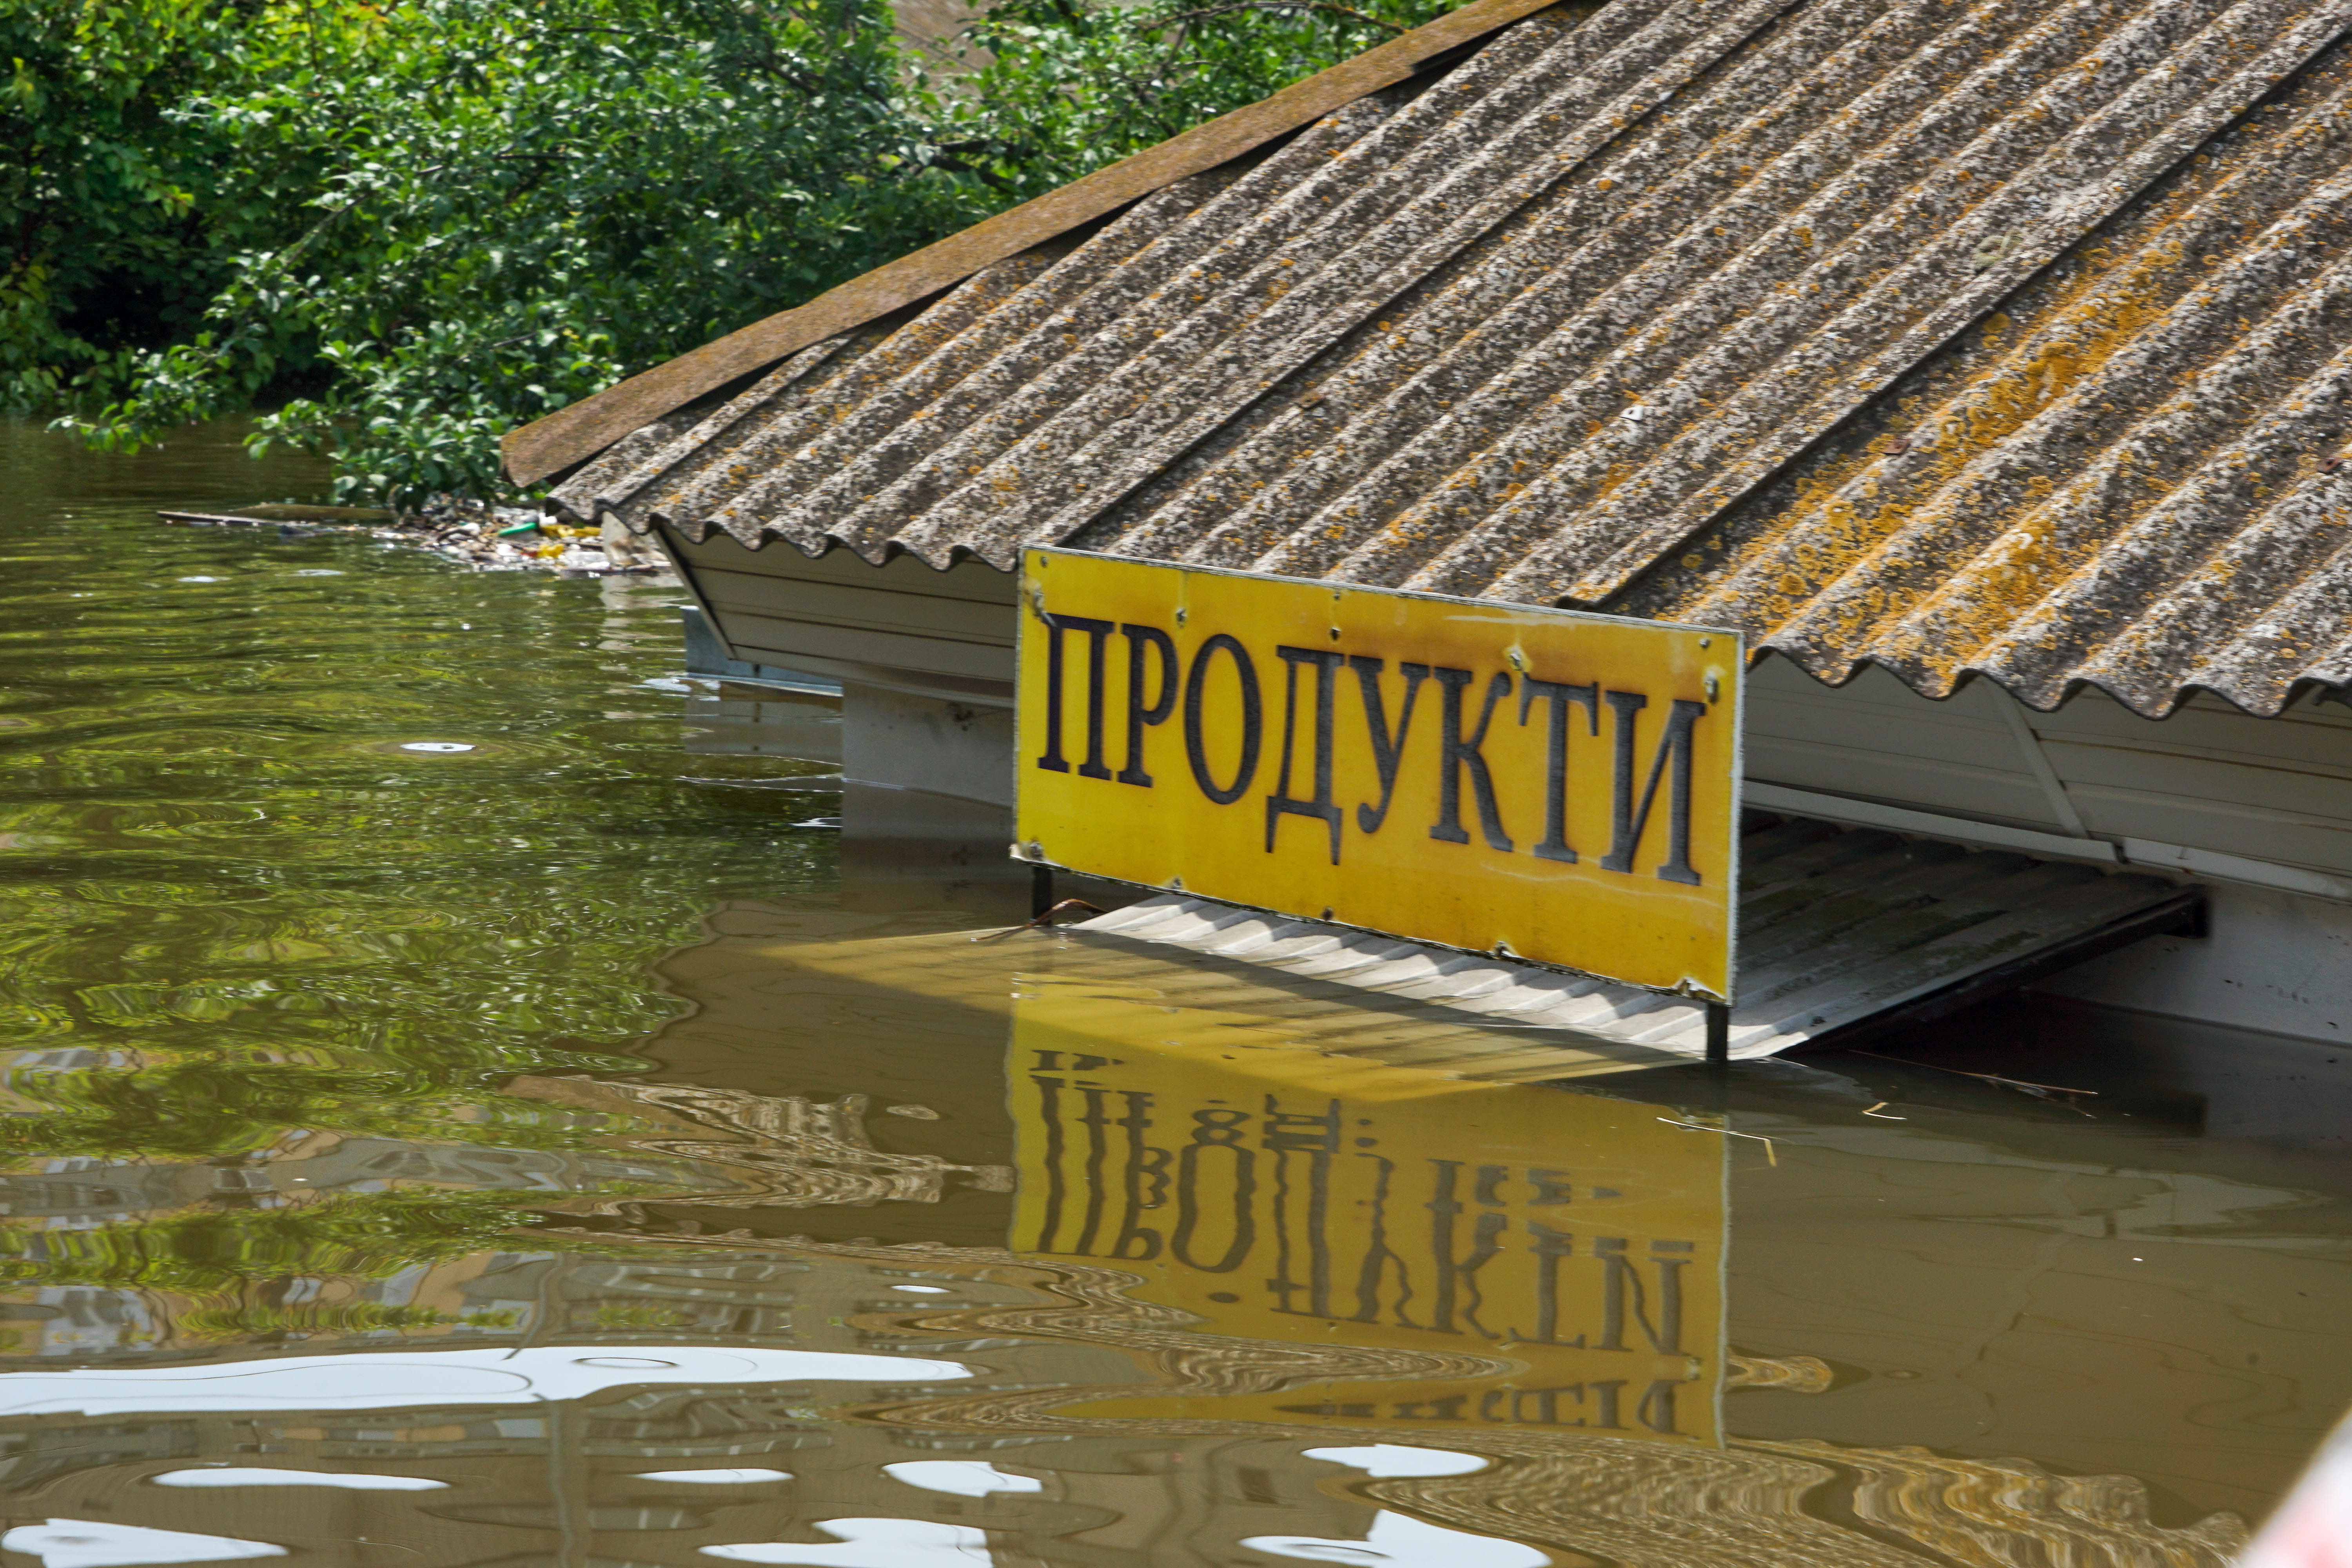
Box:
[1159,2,1407,35]
[13,0,1456,503]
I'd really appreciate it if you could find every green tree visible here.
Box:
[51,0,997,499]
[0,0,313,409]
[945,0,1449,199]
[28,0,1457,502]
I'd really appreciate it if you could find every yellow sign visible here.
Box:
[1016,550,1744,999]
[1009,980,1729,1444]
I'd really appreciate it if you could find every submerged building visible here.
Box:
[515,0,2352,1046]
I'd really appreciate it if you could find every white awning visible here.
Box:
[1072,817,2201,1062]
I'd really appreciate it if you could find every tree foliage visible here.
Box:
[13,0,1454,502]
[948,0,1445,195]
[0,1189,559,1297]
[2,0,295,407]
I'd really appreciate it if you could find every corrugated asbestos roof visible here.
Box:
[552,0,2352,719]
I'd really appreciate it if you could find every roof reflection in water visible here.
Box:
[0,920,2344,1565]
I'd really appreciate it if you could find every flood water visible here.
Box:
[5,419,2352,1568]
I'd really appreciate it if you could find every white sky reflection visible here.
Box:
[0,1346,969,1417]
[2,1521,285,1568]
[151,1468,445,1490]
[703,1518,993,1566]
[884,1460,1043,1497]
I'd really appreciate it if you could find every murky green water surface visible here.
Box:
[6,421,2352,1568]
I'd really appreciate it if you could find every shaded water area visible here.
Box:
[5,419,2352,1566]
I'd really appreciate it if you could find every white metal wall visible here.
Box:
[1748,657,2352,882]
[662,526,1018,704]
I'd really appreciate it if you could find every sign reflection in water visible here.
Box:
[1010,975,1728,1446]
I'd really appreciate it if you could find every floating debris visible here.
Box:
[1726,1353,1836,1393]
[156,494,670,578]
[972,897,1107,942]
[1657,1115,1778,1166]
[1844,1048,2098,1116]
[680,775,842,791]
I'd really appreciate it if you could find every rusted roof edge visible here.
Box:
[501,0,1569,488]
